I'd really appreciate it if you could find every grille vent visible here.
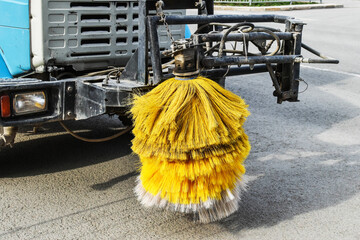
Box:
[44,0,184,71]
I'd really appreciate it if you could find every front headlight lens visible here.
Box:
[13,91,47,115]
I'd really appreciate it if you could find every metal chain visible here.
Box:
[163,15,175,44]
[156,1,175,44]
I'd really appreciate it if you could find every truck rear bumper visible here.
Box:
[0,76,143,126]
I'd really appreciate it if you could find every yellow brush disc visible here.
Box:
[130,76,251,223]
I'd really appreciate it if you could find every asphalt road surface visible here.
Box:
[1,1,359,239]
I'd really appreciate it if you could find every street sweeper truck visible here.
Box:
[0,0,338,222]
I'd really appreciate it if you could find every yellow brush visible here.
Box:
[131,75,251,223]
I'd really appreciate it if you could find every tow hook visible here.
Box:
[0,126,18,148]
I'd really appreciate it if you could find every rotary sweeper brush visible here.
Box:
[0,0,337,223]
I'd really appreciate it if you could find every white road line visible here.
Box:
[302,65,360,78]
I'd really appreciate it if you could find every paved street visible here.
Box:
[1,1,359,239]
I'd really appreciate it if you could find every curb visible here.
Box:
[214,3,344,12]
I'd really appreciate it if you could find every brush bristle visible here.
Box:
[130,76,251,222]
[135,176,248,223]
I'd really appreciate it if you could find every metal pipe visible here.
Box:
[149,14,292,25]
[291,24,303,102]
[199,32,293,42]
[294,57,339,64]
[201,64,275,77]
[301,43,338,61]
[137,0,148,83]
[147,17,163,84]
[162,64,276,79]
[202,55,297,67]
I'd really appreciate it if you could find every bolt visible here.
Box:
[67,86,74,93]
[67,111,73,117]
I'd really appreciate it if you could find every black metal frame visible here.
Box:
[146,13,338,103]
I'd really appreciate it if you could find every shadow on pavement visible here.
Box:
[0,118,133,178]
[91,170,138,190]
[218,68,360,232]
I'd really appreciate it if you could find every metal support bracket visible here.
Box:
[119,49,140,81]
[75,80,106,120]
[63,81,76,120]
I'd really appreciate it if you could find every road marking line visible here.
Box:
[302,65,360,78]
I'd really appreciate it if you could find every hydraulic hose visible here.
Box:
[59,121,132,143]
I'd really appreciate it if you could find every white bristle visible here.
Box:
[134,176,248,223]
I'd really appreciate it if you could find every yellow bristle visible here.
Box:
[131,76,251,222]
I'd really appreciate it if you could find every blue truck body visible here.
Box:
[0,0,31,78]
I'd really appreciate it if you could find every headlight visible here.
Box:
[13,91,47,115]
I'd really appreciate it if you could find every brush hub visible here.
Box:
[173,48,199,78]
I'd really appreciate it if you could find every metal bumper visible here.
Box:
[0,77,144,126]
